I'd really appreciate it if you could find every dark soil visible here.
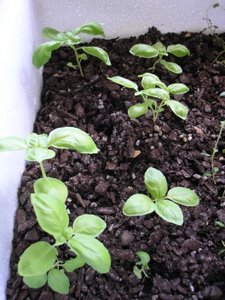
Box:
[6,28,225,300]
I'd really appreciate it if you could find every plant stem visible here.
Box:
[39,161,47,178]
[70,45,84,77]
[211,121,225,184]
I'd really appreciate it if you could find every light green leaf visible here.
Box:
[64,31,82,44]
[136,88,169,100]
[168,83,189,95]
[160,60,182,74]
[123,194,155,216]
[74,22,104,36]
[34,177,68,203]
[18,241,57,277]
[129,44,159,58]
[128,103,148,119]
[31,193,69,239]
[32,41,63,68]
[0,136,27,152]
[48,127,99,154]
[167,100,188,120]
[69,235,111,273]
[144,167,168,199]
[108,76,138,91]
[25,148,55,163]
[42,27,60,40]
[133,265,142,279]
[48,269,70,294]
[155,199,183,225]
[140,73,167,90]
[82,46,111,66]
[73,214,106,237]
[136,251,150,265]
[167,44,190,57]
[26,133,48,148]
[167,187,199,206]
[152,41,166,52]
[220,91,225,97]
[63,256,85,272]
[23,274,47,289]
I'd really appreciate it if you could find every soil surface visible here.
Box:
[6,28,225,300]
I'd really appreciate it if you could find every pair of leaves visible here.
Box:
[0,127,99,163]
[133,251,150,279]
[123,167,199,225]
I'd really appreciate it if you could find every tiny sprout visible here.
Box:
[130,42,190,74]
[123,167,199,226]
[32,22,111,77]
[133,251,150,279]
[108,73,189,122]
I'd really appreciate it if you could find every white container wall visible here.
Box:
[0,0,224,298]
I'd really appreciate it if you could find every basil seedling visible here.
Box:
[108,73,189,122]
[130,42,190,74]
[133,251,150,279]
[123,167,199,226]
[0,127,99,178]
[32,22,111,77]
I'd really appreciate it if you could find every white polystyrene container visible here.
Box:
[0,0,224,298]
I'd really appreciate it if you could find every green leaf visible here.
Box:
[136,88,169,100]
[18,241,57,277]
[220,91,225,97]
[32,41,63,68]
[133,265,142,279]
[128,103,148,119]
[108,76,138,91]
[64,31,82,44]
[139,73,167,90]
[63,256,85,272]
[42,27,60,40]
[168,83,189,95]
[48,127,99,154]
[25,148,55,163]
[0,136,27,152]
[26,133,48,148]
[155,199,183,225]
[129,44,159,58]
[31,193,69,240]
[69,235,111,273]
[82,46,111,66]
[160,60,182,74]
[123,194,155,216]
[73,214,106,237]
[152,41,167,52]
[167,100,188,120]
[34,177,68,203]
[48,269,70,294]
[144,167,168,199]
[136,251,150,265]
[74,22,104,36]
[167,187,199,206]
[23,274,47,289]
[167,44,190,57]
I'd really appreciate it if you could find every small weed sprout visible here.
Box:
[123,167,199,226]
[108,73,189,122]
[130,42,190,74]
[0,127,111,294]
[133,251,150,279]
[32,22,111,77]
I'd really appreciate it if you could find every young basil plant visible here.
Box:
[108,73,189,122]
[130,42,190,74]
[123,167,199,226]
[133,251,150,279]
[32,22,111,77]
[0,127,99,178]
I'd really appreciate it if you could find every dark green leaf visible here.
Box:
[155,199,183,225]
[123,194,155,216]
[168,83,189,95]
[166,100,188,120]
[69,234,111,273]
[130,44,159,58]
[48,127,99,154]
[23,274,47,289]
[144,167,168,199]
[128,103,148,119]
[167,44,190,57]
[34,177,68,203]
[63,256,85,272]
[167,187,199,206]
[25,148,55,163]
[0,136,27,152]
[32,41,63,68]
[18,241,57,277]
[160,60,182,74]
[82,46,111,65]
[108,76,138,91]
[73,214,106,237]
[48,269,70,294]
